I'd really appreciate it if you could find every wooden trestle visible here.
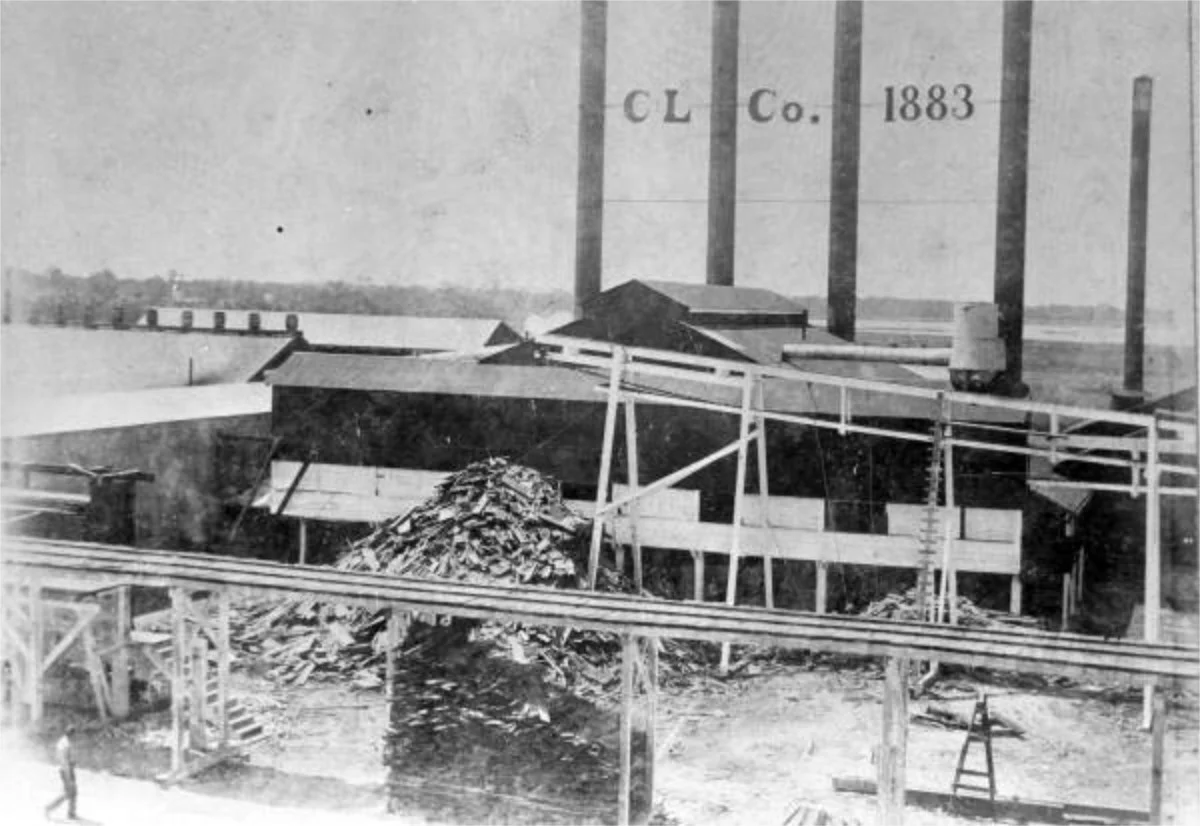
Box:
[4,537,1197,824]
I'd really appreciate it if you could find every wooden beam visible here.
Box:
[1010,575,1023,615]
[298,519,309,566]
[1144,423,1162,728]
[30,576,44,724]
[40,603,100,675]
[619,634,634,826]
[81,626,110,721]
[111,586,131,718]
[598,432,755,519]
[216,591,231,747]
[878,657,909,825]
[644,637,658,821]
[754,379,774,609]
[189,634,208,751]
[625,399,643,591]
[589,348,626,588]
[170,587,186,775]
[1150,687,1165,822]
[816,562,829,614]
[692,552,704,602]
[7,539,1198,683]
[721,375,755,672]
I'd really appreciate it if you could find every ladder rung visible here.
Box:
[956,769,991,777]
[952,784,994,794]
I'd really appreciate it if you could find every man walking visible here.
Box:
[44,724,78,821]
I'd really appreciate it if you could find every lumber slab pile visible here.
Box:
[861,587,1041,630]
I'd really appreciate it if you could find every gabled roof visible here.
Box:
[634,280,807,315]
[265,353,600,402]
[2,383,272,439]
[0,325,296,399]
[140,308,520,353]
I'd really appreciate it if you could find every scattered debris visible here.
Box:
[860,587,1042,630]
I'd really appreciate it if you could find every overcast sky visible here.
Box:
[1,1,1195,324]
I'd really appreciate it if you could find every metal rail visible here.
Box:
[4,537,1195,683]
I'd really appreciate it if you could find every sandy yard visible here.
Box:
[3,656,1196,826]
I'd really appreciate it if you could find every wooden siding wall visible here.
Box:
[272,387,1028,519]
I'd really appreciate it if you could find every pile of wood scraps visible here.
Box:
[861,587,1041,630]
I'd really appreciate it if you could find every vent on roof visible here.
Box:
[285,313,299,333]
[146,309,159,329]
[181,310,194,331]
[214,311,226,331]
[248,312,262,332]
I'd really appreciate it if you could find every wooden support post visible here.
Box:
[29,575,44,725]
[216,590,231,748]
[170,587,186,775]
[721,375,755,672]
[691,552,704,602]
[815,562,829,614]
[385,611,404,703]
[939,423,958,626]
[618,634,634,826]
[1144,421,1161,728]
[878,657,909,825]
[625,399,643,591]
[590,349,626,589]
[1061,574,1071,628]
[644,637,658,821]
[1010,575,1023,615]
[298,519,309,566]
[81,627,110,722]
[1150,686,1166,823]
[111,586,131,718]
[189,630,208,751]
[753,379,774,609]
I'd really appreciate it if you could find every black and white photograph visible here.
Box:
[1,2,1197,824]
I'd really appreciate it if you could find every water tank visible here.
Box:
[214,311,226,331]
[181,310,194,330]
[949,303,1006,392]
[248,312,262,332]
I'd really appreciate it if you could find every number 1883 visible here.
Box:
[883,83,974,122]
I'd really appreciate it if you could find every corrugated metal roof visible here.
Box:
[634,280,808,315]
[2,383,272,439]
[0,325,294,398]
[265,353,602,402]
[140,308,519,352]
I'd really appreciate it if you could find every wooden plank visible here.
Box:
[30,576,44,724]
[644,637,658,819]
[816,562,829,614]
[740,496,825,531]
[611,485,699,521]
[619,634,634,826]
[624,400,643,592]
[1010,576,1023,616]
[886,503,958,539]
[6,539,1198,683]
[40,603,100,675]
[589,349,625,589]
[721,375,755,672]
[692,552,704,602]
[963,508,1021,543]
[298,519,309,566]
[611,521,1022,574]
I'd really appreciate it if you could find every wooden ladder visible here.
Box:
[951,694,996,802]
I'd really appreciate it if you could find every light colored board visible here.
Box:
[963,508,1022,543]
[612,484,699,521]
[739,495,825,531]
[271,462,447,501]
[886,503,959,538]
[612,520,1021,574]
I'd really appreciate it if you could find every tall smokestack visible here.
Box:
[827,0,864,341]
[706,0,740,286]
[574,0,608,319]
[992,0,1033,396]
[1121,76,1153,403]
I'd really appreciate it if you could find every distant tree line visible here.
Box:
[2,266,1134,330]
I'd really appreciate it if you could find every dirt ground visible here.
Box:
[3,657,1197,826]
